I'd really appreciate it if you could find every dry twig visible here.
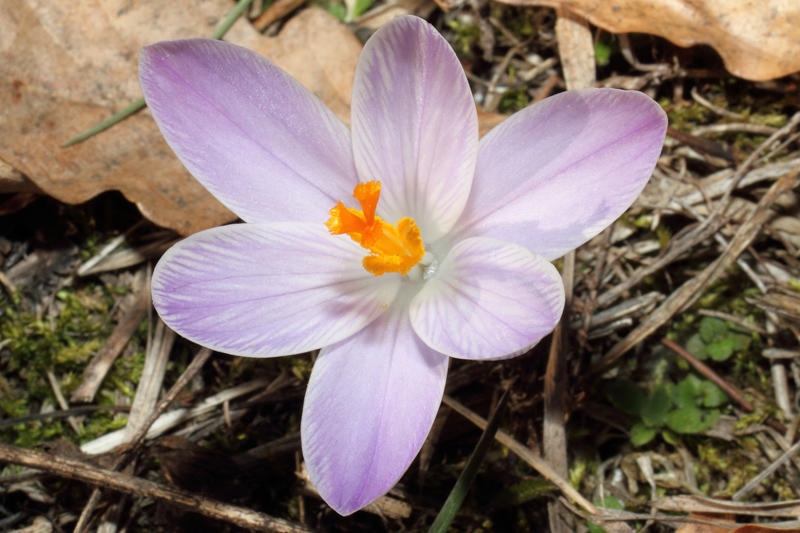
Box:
[0,443,311,533]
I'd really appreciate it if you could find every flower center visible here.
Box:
[326,181,425,276]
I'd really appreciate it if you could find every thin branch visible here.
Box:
[0,443,311,533]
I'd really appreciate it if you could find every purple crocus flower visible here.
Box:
[139,16,666,515]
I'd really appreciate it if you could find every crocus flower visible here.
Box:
[139,15,666,515]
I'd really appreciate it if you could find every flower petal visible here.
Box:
[139,39,357,224]
[351,16,478,242]
[410,238,564,359]
[152,222,399,357]
[449,89,667,260]
[302,293,448,515]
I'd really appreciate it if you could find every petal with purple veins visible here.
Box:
[410,237,565,360]
[152,222,399,357]
[302,292,448,515]
[139,39,357,225]
[351,16,478,242]
[448,88,667,260]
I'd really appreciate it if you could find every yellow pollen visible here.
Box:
[326,181,425,276]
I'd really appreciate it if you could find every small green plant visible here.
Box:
[686,316,751,361]
[594,37,613,67]
[607,374,728,446]
[587,495,624,533]
[446,20,481,56]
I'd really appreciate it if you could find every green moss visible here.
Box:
[0,283,142,446]
[666,102,713,130]
[498,86,530,114]
[447,20,481,57]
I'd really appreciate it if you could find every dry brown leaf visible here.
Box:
[486,0,800,81]
[0,1,361,235]
[731,526,800,533]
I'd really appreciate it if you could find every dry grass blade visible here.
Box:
[545,251,575,533]
[593,165,800,372]
[732,437,800,501]
[123,318,175,441]
[595,216,724,308]
[546,11,593,528]
[555,8,596,91]
[81,378,271,455]
[71,269,150,403]
[78,238,179,277]
[252,0,308,30]
[73,346,214,532]
[441,395,601,517]
[0,443,312,533]
[651,495,800,517]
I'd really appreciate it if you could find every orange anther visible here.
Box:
[326,181,425,276]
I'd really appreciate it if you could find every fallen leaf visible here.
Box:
[483,0,800,81]
[0,1,362,235]
[652,495,800,517]
[731,526,800,533]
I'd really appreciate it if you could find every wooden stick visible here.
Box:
[74,347,213,532]
[0,443,311,533]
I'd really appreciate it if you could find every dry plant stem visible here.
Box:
[548,11,593,529]
[693,123,778,136]
[734,437,800,500]
[772,362,793,417]
[593,166,800,372]
[677,198,767,294]
[595,216,724,308]
[74,347,213,533]
[252,0,307,30]
[124,318,176,441]
[661,338,789,435]
[555,8,596,91]
[80,238,179,277]
[0,405,130,430]
[45,370,80,435]
[77,220,145,276]
[127,347,213,455]
[441,395,599,516]
[697,309,767,335]
[599,114,800,311]
[71,270,151,403]
[82,378,271,454]
[545,250,575,533]
[690,87,744,120]
[653,494,800,517]
[718,112,800,209]
[682,165,800,310]
[0,443,311,533]
[558,497,744,530]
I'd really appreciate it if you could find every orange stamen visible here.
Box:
[326,181,425,276]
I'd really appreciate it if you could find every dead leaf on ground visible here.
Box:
[731,526,800,533]
[0,1,362,235]
[482,0,800,82]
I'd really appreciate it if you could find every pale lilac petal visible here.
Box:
[449,89,667,260]
[152,222,399,357]
[410,238,564,360]
[351,16,478,242]
[302,293,448,515]
[139,39,357,224]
